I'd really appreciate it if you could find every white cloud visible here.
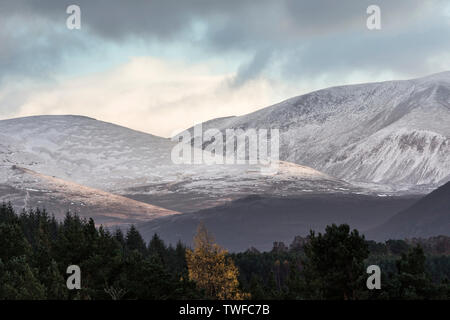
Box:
[10,57,299,137]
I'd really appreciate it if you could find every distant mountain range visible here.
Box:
[0,72,448,244]
[0,116,361,222]
[186,71,450,191]
[367,181,450,241]
[137,193,420,252]
[138,181,450,251]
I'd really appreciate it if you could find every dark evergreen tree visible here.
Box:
[125,225,147,256]
[0,203,448,301]
[301,224,369,300]
[385,245,444,299]
[148,233,167,264]
[0,256,46,300]
[0,223,31,261]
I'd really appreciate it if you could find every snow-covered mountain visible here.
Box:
[186,71,450,191]
[0,115,360,216]
[0,165,178,226]
[1,71,448,224]
[0,115,173,191]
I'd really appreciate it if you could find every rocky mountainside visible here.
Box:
[186,71,450,191]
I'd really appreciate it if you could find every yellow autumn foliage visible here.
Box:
[186,223,250,300]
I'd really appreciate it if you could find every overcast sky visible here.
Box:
[0,0,449,137]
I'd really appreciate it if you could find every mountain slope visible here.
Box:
[0,165,179,226]
[138,194,419,252]
[0,115,363,215]
[186,71,450,191]
[367,182,450,240]
[0,115,173,191]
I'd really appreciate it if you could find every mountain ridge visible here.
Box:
[367,181,450,240]
[0,114,361,219]
[184,71,450,190]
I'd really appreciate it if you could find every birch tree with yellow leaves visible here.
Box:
[186,223,249,300]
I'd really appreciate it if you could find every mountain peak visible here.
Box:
[190,71,450,190]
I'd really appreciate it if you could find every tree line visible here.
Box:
[0,203,449,300]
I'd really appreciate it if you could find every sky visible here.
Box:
[0,0,449,137]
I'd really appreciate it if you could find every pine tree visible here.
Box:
[0,256,46,300]
[301,224,369,300]
[0,202,17,224]
[41,260,68,300]
[386,245,443,299]
[125,225,147,256]
[114,228,125,246]
[148,233,167,264]
[0,223,31,261]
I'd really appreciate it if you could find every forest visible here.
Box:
[0,202,449,300]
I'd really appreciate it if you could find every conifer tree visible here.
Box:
[148,233,167,264]
[0,256,46,300]
[301,224,369,300]
[125,225,147,256]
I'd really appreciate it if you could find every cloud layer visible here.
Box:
[10,57,299,137]
[0,0,449,135]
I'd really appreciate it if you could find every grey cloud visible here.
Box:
[1,0,438,43]
[230,50,274,87]
[0,2,89,84]
[279,15,450,81]
[0,0,448,87]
